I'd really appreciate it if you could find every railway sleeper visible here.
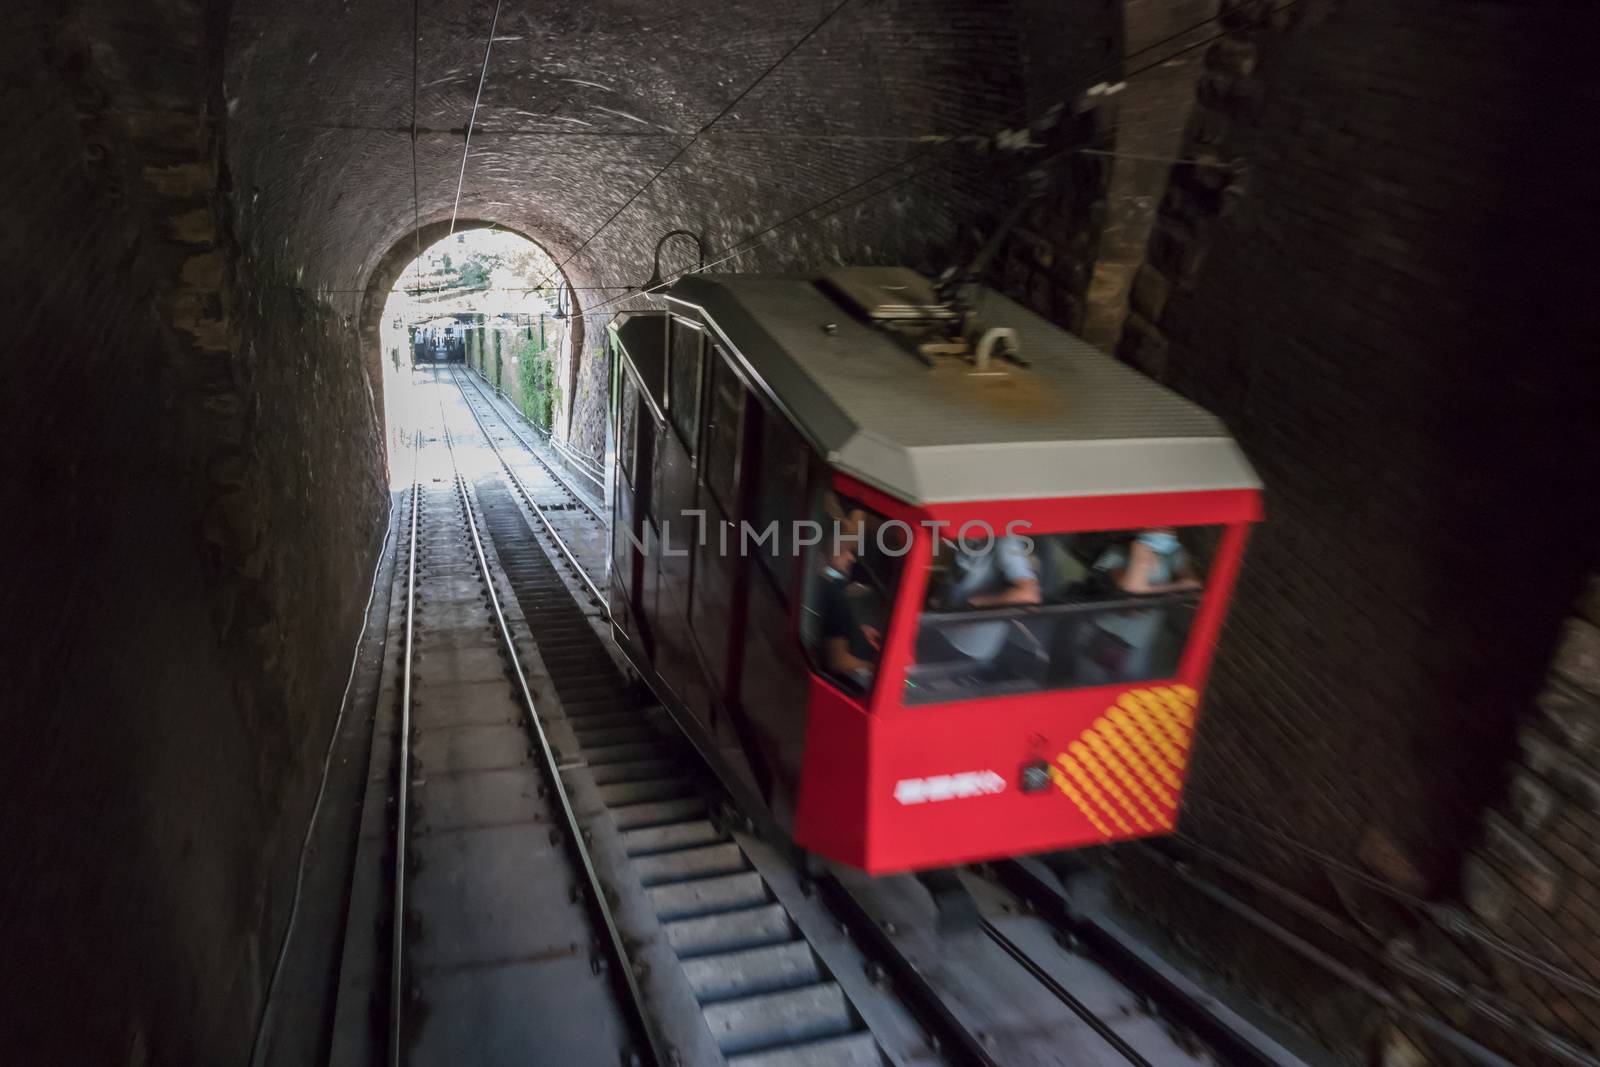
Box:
[460,383,888,1067]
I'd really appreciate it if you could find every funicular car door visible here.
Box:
[726,395,820,830]
[652,316,710,726]
[608,314,668,662]
[688,343,745,691]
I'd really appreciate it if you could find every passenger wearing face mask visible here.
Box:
[817,515,883,689]
[1080,528,1201,682]
[1095,527,1200,595]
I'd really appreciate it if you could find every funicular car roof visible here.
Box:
[661,273,1261,506]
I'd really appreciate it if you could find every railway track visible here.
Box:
[332,397,662,1065]
[330,366,1295,1067]
[461,361,606,492]
[332,371,929,1066]
[456,361,605,513]
[451,364,609,605]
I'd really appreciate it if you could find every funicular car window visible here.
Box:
[668,318,703,452]
[903,525,1215,706]
[799,491,905,695]
[701,345,743,513]
[751,405,808,600]
[618,372,639,487]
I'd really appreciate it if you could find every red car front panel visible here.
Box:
[792,480,1258,874]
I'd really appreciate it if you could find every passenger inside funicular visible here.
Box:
[1081,527,1204,685]
[915,533,1042,669]
[801,493,903,693]
[906,524,1218,704]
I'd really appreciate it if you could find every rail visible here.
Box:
[434,384,667,1066]
[813,874,1003,1067]
[991,859,1284,1067]
[458,362,606,501]
[465,359,605,486]
[386,434,421,1067]
[458,362,605,515]
[980,919,1155,1067]
[449,365,608,606]
[815,865,1246,1067]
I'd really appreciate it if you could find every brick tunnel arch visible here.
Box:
[357,217,586,441]
[223,0,1128,351]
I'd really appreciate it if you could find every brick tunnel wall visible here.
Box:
[8,0,1131,1061]
[1100,1,1600,1061]
[2,1,386,1063]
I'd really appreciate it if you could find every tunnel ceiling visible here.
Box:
[224,0,1104,312]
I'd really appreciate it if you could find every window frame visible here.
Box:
[666,315,705,457]
[903,526,1217,706]
[797,486,907,702]
[617,371,639,489]
[748,398,814,606]
[699,342,745,517]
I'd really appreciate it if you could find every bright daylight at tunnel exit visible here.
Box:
[5,1,1598,1066]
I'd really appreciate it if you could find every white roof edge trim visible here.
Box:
[832,436,1262,506]
[903,436,1256,455]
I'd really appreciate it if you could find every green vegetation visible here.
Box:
[430,249,499,291]
[457,258,491,289]
[459,315,556,433]
[515,334,556,431]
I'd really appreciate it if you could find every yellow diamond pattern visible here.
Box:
[1053,685,1196,839]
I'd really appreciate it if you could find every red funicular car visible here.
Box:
[606,267,1261,874]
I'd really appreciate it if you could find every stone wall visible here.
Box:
[1449,577,1600,1057]
[568,329,611,463]
[1098,0,1600,1060]
[2,1,386,1063]
[1079,0,1217,349]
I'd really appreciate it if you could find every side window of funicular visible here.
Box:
[904,524,1216,705]
[667,317,703,453]
[701,345,743,514]
[749,404,808,601]
[798,489,907,696]
[618,371,639,487]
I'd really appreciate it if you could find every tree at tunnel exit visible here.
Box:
[455,256,491,289]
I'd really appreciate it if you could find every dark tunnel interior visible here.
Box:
[3,1,1600,1064]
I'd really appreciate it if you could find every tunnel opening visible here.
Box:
[360,222,591,477]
